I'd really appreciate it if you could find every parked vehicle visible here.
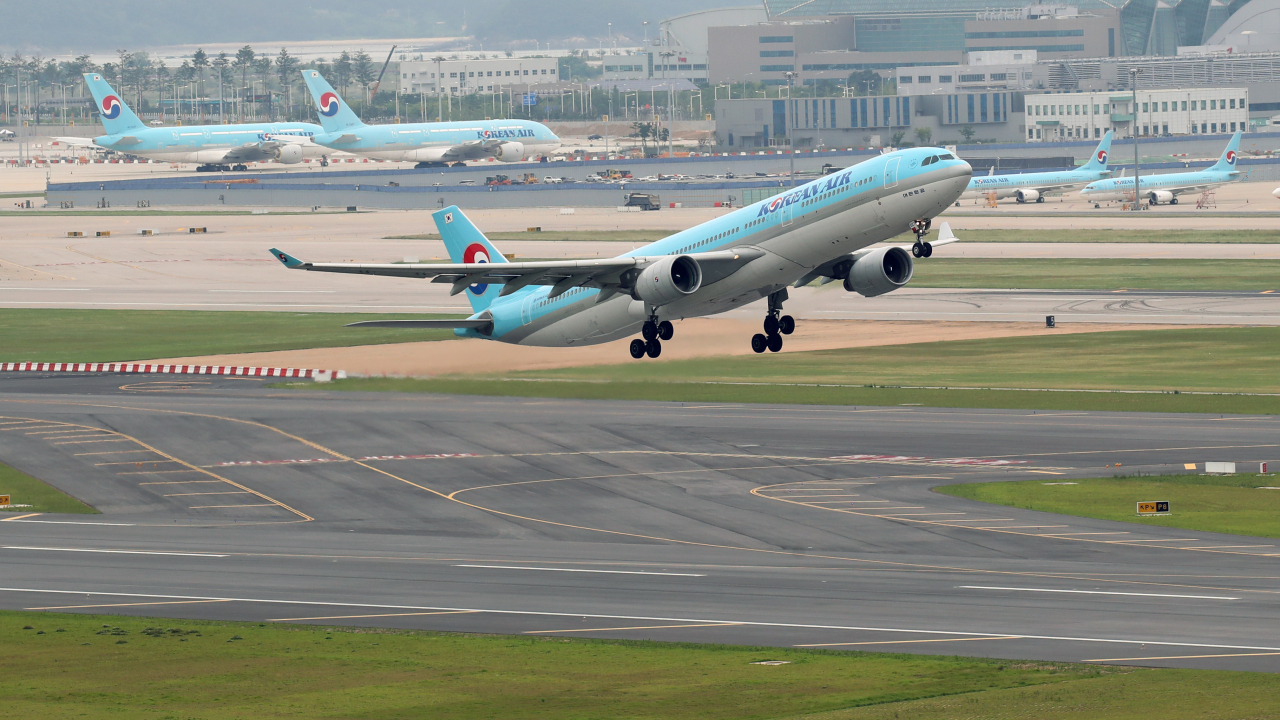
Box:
[624,192,661,210]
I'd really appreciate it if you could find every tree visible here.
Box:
[632,120,651,155]
[333,51,353,94]
[234,45,255,118]
[959,124,976,142]
[212,51,230,121]
[846,69,880,96]
[890,130,907,147]
[191,48,209,113]
[353,49,374,87]
[914,126,932,145]
[276,48,298,120]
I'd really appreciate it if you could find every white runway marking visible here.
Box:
[207,290,336,294]
[3,546,225,558]
[0,288,91,291]
[960,586,1238,600]
[3,520,135,526]
[0,586,1274,652]
[455,564,705,577]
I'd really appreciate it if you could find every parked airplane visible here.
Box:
[59,74,328,171]
[962,131,1113,203]
[1080,131,1242,205]
[300,70,560,167]
[270,148,971,357]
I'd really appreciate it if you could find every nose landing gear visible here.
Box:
[909,218,934,258]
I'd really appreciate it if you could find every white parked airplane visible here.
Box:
[271,147,972,357]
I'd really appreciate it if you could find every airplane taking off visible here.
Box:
[61,74,328,171]
[271,148,971,358]
[962,131,1112,203]
[1080,131,1242,205]
[300,70,560,167]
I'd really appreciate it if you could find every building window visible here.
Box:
[1181,101,1187,110]
[939,75,952,82]
[760,65,795,72]
[450,72,457,78]
[1161,102,1168,112]
[760,50,794,57]
[760,35,793,43]
[1142,102,1148,112]
[1163,124,1168,134]
[1093,104,1099,114]
[1230,99,1236,109]
[959,74,985,82]
[1095,127,1100,138]
[1211,123,1217,133]
[918,76,930,83]
[989,73,1006,80]
[1202,123,1207,133]
[900,76,912,83]
[1240,97,1246,109]
[1231,122,1237,131]
[1210,99,1216,109]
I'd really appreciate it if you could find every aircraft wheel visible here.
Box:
[1170,197,1179,205]
[645,338,662,358]
[922,242,933,258]
[658,321,674,341]
[763,314,779,336]
[629,339,646,359]
[767,334,783,353]
[1036,196,1045,203]
[911,242,923,258]
[779,315,795,335]
[751,334,768,354]
[641,321,658,341]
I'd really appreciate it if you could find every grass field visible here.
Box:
[1,209,354,217]
[2,610,1276,720]
[324,327,1280,414]
[0,461,96,514]
[937,474,1280,538]
[390,229,1280,244]
[0,309,462,362]
[907,258,1280,291]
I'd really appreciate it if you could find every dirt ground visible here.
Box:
[154,318,1186,377]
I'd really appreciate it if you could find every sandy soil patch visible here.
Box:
[152,318,1187,378]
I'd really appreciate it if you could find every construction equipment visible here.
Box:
[599,168,632,180]
[486,175,511,186]
[517,173,539,184]
[624,192,661,210]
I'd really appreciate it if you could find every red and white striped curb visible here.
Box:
[1,362,346,381]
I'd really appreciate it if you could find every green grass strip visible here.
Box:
[3,610,1276,719]
[0,461,96,514]
[908,258,1280,291]
[936,474,1280,539]
[0,309,461,363]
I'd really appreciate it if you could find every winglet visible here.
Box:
[269,248,306,268]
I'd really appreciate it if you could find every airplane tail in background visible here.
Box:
[300,70,365,133]
[1209,131,1243,172]
[1080,130,1114,172]
[82,73,144,135]
[433,205,510,313]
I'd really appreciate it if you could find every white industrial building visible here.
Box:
[398,57,560,95]
[1024,87,1249,140]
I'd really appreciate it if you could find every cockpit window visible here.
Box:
[922,156,935,166]
[937,153,955,160]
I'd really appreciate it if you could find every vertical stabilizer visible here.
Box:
[300,70,365,133]
[1080,130,1113,172]
[1209,131,1242,172]
[433,206,509,313]
[82,73,145,135]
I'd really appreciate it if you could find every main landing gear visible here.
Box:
[751,289,794,354]
[629,316,674,359]
[909,218,934,258]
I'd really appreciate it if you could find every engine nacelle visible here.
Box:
[494,141,526,162]
[1149,189,1174,205]
[274,144,304,164]
[842,246,914,298]
[1015,189,1040,203]
[634,255,702,306]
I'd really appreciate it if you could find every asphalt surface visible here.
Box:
[0,373,1277,672]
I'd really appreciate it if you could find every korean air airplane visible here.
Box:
[300,70,560,167]
[1080,131,1242,205]
[270,148,971,358]
[962,131,1113,203]
[62,73,328,171]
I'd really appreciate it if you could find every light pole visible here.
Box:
[1131,68,1142,211]
[434,56,445,121]
[784,70,796,187]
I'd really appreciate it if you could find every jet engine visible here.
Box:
[634,255,702,306]
[1015,189,1040,203]
[1148,189,1175,205]
[494,142,526,162]
[843,246,913,297]
[274,144,304,164]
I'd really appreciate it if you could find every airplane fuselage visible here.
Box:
[313,119,560,162]
[458,149,972,347]
[961,168,1109,200]
[94,122,327,164]
[1080,170,1239,201]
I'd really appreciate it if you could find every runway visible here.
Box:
[0,374,1277,672]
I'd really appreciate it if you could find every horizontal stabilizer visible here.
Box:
[345,319,491,329]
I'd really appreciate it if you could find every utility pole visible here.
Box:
[784,70,796,188]
[1131,68,1142,211]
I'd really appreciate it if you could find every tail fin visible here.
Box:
[82,73,144,135]
[434,206,509,313]
[1209,131,1242,172]
[1080,130,1113,171]
[300,70,365,133]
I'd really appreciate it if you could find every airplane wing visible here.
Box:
[792,222,961,288]
[52,136,97,148]
[269,247,765,300]
[1165,178,1239,196]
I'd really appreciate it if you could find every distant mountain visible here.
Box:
[3,0,749,53]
